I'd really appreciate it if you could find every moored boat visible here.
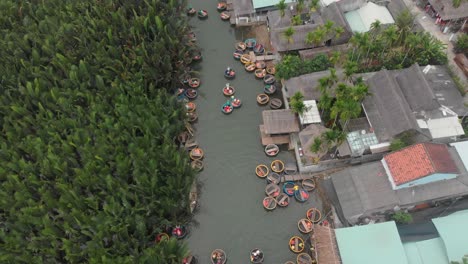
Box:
[240,54,251,64]
[222,83,235,96]
[230,97,242,108]
[217,1,227,11]
[187,7,196,16]
[185,138,199,151]
[257,94,269,105]
[245,62,256,72]
[284,261,295,264]
[244,38,257,49]
[271,159,285,173]
[192,51,202,61]
[221,101,233,114]
[289,236,305,253]
[236,42,247,51]
[253,43,265,54]
[198,10,208,19]
[264,143,279,157]
[187,112,198,123]
[255,60,266,69]
[266,66,276,75]
[255,164,269,178]
[302,178,315,192]
[250,248,265,263]
[186,102,196,112]
[263,196,277,211]
[297,253,313,264]
[211,249,227,264]
[264,84,276,95]
[190,147,204,160]
[185,89,198,100]
[276,193,290,207]
[182,255,198,264]
[188,78,200,88]
[264,74,276,84]
[294,188,309,202]
[155,233,169,243]
[283,181,296,196]
[171,225,187,239]
[191,159,204,172]
[267,172,281,185]
[220,11,230,20]
[269,98,283,110]
[254,68,266,78]
[297,218,313,234]
[265,183,280,197]
[178,131,190,145]
[224,67,236,79]
[306,208,322,223]
[233,49,244,60]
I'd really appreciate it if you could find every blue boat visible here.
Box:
[244,38,257,49]
[294,188,310,202]
[233,49,243,60]
[283,181,296,197]
[224,67,236,79]
[253,43,264,54]
[221,101,233,114]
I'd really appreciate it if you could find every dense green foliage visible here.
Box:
[276,54,330,80]
[0,0,195,262]
[391,211,413,224]
[454,33,468,56]
[389,139,407,151]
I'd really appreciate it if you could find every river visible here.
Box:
[186,4,320,263]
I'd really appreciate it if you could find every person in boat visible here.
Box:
[251,249,261,261]
[225,67,235,77]
[173,225,183,237]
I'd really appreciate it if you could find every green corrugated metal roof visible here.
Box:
[404,238,449,264]
[252,0,294,10]
[335,221,408,264]
[432,210,468,262]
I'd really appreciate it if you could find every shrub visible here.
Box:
[454,33,468,56]
[391,211,413,224]
[276,54,330,80]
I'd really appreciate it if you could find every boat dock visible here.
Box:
[280,174,314,183]
[249,51,279,62]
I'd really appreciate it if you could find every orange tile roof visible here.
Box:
[384,143,459,186]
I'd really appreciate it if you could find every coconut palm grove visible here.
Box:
[0,0,194,262]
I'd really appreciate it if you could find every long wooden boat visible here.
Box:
[294,188,309,202]
[198,10,208,19]
[245,62,256,72]
[289,236,305,253]
[302,178,315,192]
[245,38,257,49]
[263,74,276,84]
[220,11,230,20]
[255,60,266,69]
[211,249,227,264]
[254,69,266,78]
[263,196,277,211]
[187,7,196,16]
[182,255,198,264]
[269,98,283,110]
[186,102,196,113]
[178,131,190,145]
[188,78,200,88]
[155,233,169,243]
[284,163,297,175]
[265,183,280,197]
[171,225,187,239]
[189,181,198,214]
[257,93,269,105]
[240,54,251,64]
[267,172,281,185]
[276,193,290,207]
[306,208,322,223]
[236,42,247,51]
[297,253,313,264]
[233,49,244,60]
[253,43,265,54]
[283,181,296,197]
[223,83,235,96]
[221,101,233,114]
[190,147,204,160]
[185,88,198,100]
[297,218,313,234]
[264,84,276,95]
[264,143,279,157]
[271,159,285,173]
[224,68,236,79]
[191,159,204,172]
[231,97,242,108]
[187,112,198,123]
[266,66,276,75]
[250,248,265,263]
[217,1,227,11]
[255,164,269,178]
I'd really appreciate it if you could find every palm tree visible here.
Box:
[370,20,382,38]
[334,26,345,40]
[343,60,358,81]
[310,137,323,153]
[276,0,287,18]
[291,91,304,102]
[309,0,321,13]
[323,20,335,35]
[283,26,296,44]
[296,0,305,14]
[329,51,341,66]
[318,91,333,116]
[292,15,302,26]
[401,33,419,66]
[291,100,307,115]
[395,9,415,45]
[381,25,398,61]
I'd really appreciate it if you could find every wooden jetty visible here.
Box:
[284,163,297,175]
[280,173,314,183]
[248,51,279,62]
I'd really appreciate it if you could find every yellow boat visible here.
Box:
[289,236,305,253]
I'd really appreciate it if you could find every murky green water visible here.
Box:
[186,5,320,263]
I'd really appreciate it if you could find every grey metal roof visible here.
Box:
[320,2,353,45]
[262,109,300,134]
[282,70,344,100]
[428,0,468,20]
[363,69,420,142]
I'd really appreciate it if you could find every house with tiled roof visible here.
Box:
[330,141,468,225]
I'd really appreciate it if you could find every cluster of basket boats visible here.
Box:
[186,1,231,21]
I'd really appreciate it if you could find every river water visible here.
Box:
[186,4,319,263]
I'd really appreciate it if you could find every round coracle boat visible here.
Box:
[182,255,198,264]
[188,78,201,88]
[298,218,313,234]
[220,11,230,20]
[190,147,204,160]
[253,43,265,54]
[245,38,257,49]
[276,193,290,207]
[192,51,202,62]
[254,69,266,78]
[294,187,309,202]
[171,225,187,239]
[198,10,208,19]
[191,159,204,172]
[264,143,279,157]
[257,93,269,105]
[217,1,227,11]
[186,102,196,112]
[240,54,251,64]
[269,98,283,110]
[283,181,296,197]
[306,208,322,223]
[297,253,313,264]
[263,196,277,211]
[224,68,236,79]
[267,172,281,185]
[264,84,276,95]
[266,66,276,75]
[187,112,198,123]
[155,233,169,243]
[271,159,285,173]
[236,42,247,51]
[223,83,235,96]
[211,249,227,264]
[302,178,315,192]
[250,248,265,263]
[255,164,269,178]
[221,101,233,114]
[265,183,281,197]
[264,74,276,84]
[233,49,244,60]
[187,32,197,42]
[245,62,256,72]
[255,60,266,69]
[230,97,242,108]
[289,236,305,253]
[185,88,198,100]
[284,261,295,264]
[187,7,196,16]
